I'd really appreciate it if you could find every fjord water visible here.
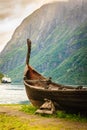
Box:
[0,84,29,104]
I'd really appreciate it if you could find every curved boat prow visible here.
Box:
[24,39,46,80]
[26,39,31,66]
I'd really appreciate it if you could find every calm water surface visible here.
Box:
[0,84,29,104]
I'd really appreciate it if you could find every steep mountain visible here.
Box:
[0,0,87,85]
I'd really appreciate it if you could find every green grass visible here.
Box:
[0,104,87,130]
[20,104,87,122]
[55,111,87,122]
[0,113,65,130]
[0,114,30,130]
[20,104,37,114]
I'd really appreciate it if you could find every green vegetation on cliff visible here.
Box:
[0,0,87,85]
[0,73,3,82]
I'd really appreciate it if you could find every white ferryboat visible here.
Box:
[1,76,11,83]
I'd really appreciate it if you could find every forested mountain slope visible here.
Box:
[0,0,87,85]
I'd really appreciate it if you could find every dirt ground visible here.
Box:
[0,105,87,130]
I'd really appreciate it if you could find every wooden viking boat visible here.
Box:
[23,39,87,112]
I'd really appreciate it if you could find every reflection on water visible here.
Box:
[0,84,29,104]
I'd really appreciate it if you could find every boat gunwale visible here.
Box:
[24,80,87,92]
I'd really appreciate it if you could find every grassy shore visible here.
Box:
[0,104,87,130]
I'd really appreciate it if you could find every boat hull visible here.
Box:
[24,81,87,111]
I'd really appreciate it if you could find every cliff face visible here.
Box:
[0,0,87,85]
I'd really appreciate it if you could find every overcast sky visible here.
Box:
[0,0,68,52]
